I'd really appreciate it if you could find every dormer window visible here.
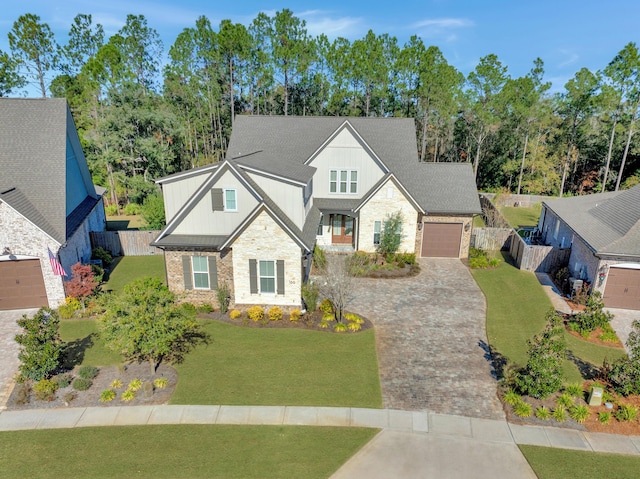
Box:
[330,169,358,194]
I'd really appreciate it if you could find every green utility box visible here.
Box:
[588,387,603,406]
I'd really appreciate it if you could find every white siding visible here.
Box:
[358,180,418,253]
[172,170,259,236]
[162,171,213,222]
[247,172,305,229]
[309,128,385,199]
[232,211,302,306]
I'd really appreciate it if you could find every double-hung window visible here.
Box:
[224,188,237,211]
[259,260,276,293]
[373,221,382,245]
[192,256,209,289]
[329,169,358,194]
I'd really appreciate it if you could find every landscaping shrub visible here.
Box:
[15,307,64,381]
[334,323,348,333]
[607,319,640,395]
[513,400,532,417]
[78,365,99,380]
[268,306,283,321]
[301,281,319,312]
[319,319,331,329]
[247,306,264,322]
[598,411,612,424]
[556,392,574,409]
[216,282,231,314]
[58,296,82,319]
[319,298,334,315]
[229,309,242,320]
[395,252,416,265]
[91,264,105,283]
[569,404,590,423]
[469,255,490,269]
[551,407,567,422]
[615,404,639,422]
[346,251,371,276]
[197,303,214,314]
[128,379,143,391]
[565,383,584,398]
[289,309,302,322]
[33,379,58,401]
[599,325,619,343]
[535,406,551,420]
[180,302,197,315]
[91,247,112,267]
[72,378,92,391]
[105,204,118,216]
[312,244,327,270]
[502,389,521,406]
[377,211,403,256]
[154,378,168,389]
[123,203,142,215]
[347,322,361,331]
[516,309,566,399]
[54,373,71,389]
[121,389,136,401]
[100,389,116,402]
[568,292,613,335]
[344,312,364,324]
[110,379,123,389]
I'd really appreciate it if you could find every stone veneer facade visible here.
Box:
[0,201,65,307]
[165,249,234,308]
[415,215,474,259]
[231,210,302,307]
[358,180,419,254]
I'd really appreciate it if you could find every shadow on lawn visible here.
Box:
[566,350,600,380]
[62,334,95,369]
[479,339,509,381]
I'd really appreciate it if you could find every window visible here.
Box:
[317,215,324,236]
[192,256,209,289]
[553,218,560,240]
[373,221,381,245]
[259,260,275,293]
[224,189,237,211]
[329,169,358,194]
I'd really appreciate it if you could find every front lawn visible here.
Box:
[103,255,166,293]
[472,258,625,383]
[500,204,541,228]
[520,445,640,479]
[59,319,382,408]
[0,425,377,479]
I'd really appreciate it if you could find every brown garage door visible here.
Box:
[603,267,640,310]
[0,260,48,310]
[421,223,463,258]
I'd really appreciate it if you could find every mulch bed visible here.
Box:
[6,362,177,411]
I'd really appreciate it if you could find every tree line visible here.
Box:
[1,10,639,211]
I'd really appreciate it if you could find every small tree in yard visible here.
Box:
[378,211,403,257]
[15,307,65,381]
[65,263,98,309]
[98,277,210,374]
[320,256,353,323]
[516,309,566,399]
[607,319,640,395]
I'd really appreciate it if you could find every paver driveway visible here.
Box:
[0,309,36,408]
[348,258,504,420]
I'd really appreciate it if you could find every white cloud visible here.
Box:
[297,10,365,39]
[411,17,473,43]
[557,49,579,68]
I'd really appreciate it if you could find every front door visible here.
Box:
[331,214,354,244]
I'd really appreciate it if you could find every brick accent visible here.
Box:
[165,249,234,307]
[415,215,474,259]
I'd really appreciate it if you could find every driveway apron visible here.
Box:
[348,258,504,420]
[0,309,36,408]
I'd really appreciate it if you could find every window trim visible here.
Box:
[223,188,237,212]
[258,260,276,294]
[373,220,382,246]
[191,256,209,290]
[329,169,358,195]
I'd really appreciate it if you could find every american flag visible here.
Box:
[47,247,67,276]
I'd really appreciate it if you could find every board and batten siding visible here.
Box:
[162,171,213,222]
[308,128,385,199]
[231,210,302,307]
[358,180,419,253]
[172,169,259,236]
[246,171,305,229]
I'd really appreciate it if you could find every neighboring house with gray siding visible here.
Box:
[0,98,106,310]
[540,185,640,310]
[153,116,481,309]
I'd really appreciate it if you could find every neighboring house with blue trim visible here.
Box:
[152,116,481,309]
[0,98,106,310]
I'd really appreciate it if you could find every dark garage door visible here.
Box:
[603,267,640,310]
[0,259,48,310]
[421,223,463,258]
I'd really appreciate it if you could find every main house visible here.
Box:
[153,116,481,309]
[0,98,106,310]
[540,184,640,310]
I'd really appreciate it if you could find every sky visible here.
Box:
[2,0,639,94]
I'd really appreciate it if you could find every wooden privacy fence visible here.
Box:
[509,233,570,273]
[90,230,162,256]
[471,227,513,251]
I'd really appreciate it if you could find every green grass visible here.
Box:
[171,321,382,408]
[106,214,148,230]
[59,319,382,408]
[103,255,166,293]
[473,215,486,228]
[472,258,625,383]
[520,445,640,479]
[0,425,377,479]
[500,204,541,228]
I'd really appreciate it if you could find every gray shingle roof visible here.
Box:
[152,234,228,249]
[226,115,480,215]
[0,98,99,243]
[543,185,640,257]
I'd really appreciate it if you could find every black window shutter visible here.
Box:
[208,256,218,290]
[182,256,192,290]
[276,260,285,295]
[249,259,258,294]
[211,188,224,211]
